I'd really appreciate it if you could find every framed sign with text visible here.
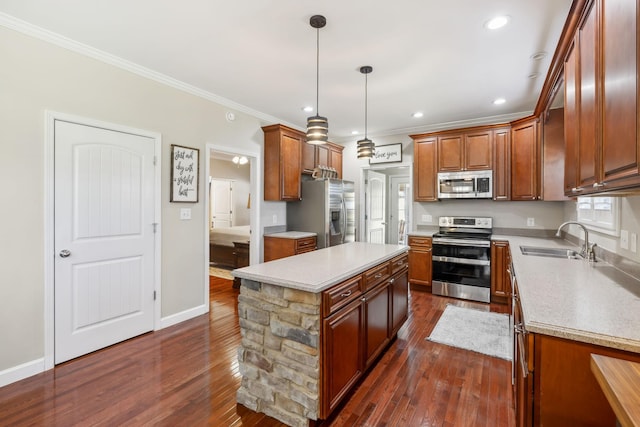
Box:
[369,143,402,164]
[170,144,199,202]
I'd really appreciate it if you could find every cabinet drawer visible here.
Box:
[363,262,390,291]
[390,253,409,275]
[408,236,432,249]
[322,275,362,317]
[295,236,317,252]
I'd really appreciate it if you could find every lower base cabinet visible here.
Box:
[321,253,409,419]
[408,236,432,290]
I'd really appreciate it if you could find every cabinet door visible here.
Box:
[511,119,539,201]
[390,268,408,336]
[465,130,492,170]
[322,299,364,417]
[577,0,598,190]
[280,133,302,200]
[316,144,329,168]
[329,147,343,179]
[301,141,316,173]
[564,40,579,195]
[364,282,391,368]
[408,242,432,290]
[413,138,438,201]
[601,0,640,189]
[490,241,510,304]
[493,127,511,200]
[437,134,464,171]
[513,284,533,427]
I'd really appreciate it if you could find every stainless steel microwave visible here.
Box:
[437,170,493,199]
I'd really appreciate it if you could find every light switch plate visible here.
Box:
[180,208,191,220]
[527,218,535,227]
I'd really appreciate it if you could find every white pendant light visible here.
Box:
[357,65,375,159]
[306,15,329,144]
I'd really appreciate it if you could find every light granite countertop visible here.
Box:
[264,231,317,239]
[493,235,640,353]
[407,230,436,238]
[232,242,407,293]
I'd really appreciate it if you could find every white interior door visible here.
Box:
[54,120,156,364]
[366,170,387,244]
[211,179,233,228]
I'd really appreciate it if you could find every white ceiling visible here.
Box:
[0,0,573,141]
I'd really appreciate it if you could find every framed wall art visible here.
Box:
[170,144,199,202]
[369,143,402,164]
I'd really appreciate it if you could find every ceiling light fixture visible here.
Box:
[412,112,424,118]
[303,106,314,112]
[357,65,375,159]
[528,72,541,79]
[232,155,248,166]
[493,98,506,105]
[485,15,510,30]
[306,15,329,145]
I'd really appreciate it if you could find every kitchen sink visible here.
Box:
[519,245,584,259]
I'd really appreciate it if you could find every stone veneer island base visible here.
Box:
[232,242,409,427]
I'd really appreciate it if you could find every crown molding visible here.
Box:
[0,12,298,128]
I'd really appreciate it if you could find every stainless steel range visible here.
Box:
[431,216,493,303]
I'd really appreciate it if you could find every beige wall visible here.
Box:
[0,26,270,372]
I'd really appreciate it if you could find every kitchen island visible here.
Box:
[231,242,408,427]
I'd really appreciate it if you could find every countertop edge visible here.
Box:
[233,245,408,293]
[527,321,640,354]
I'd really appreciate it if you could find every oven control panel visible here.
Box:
[438,216,492,228]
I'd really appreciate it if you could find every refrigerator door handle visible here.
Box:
[341,197,347,244]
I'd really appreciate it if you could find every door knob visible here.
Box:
[59,249,71,258]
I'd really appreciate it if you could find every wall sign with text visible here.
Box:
[369,143,403,164]
[170,144,199,202]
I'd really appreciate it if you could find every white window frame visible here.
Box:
[576,196,620,236]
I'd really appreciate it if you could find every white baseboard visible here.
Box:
[159,304,208,329]
[0,358,45,388]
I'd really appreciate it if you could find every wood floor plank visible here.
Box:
[0,276,514,426]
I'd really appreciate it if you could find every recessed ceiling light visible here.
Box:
[485,15,510,30]
[528,72,541,79]
[352,130,359,135]
[303,106,314,112]
[412,112,424,118]
[530,51,547,61]
[493,98,506,105]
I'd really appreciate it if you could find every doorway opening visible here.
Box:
[205,145,259,303]
[361,165,411,245]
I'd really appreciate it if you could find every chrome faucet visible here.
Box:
[555,221,596,261]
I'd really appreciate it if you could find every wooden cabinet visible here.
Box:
[320,254,409,418]
[437,130,492,172]
[262,124,303,201]
[263,235,316,262]
[302,141,344,178]
[511,117,540,201]
[493,127,511,200]
[541,108,569,201]
[564,0,640,196]
[512,279,533,427]
[412,136,438,201]
[232,241,250,288]
[490,240,510,304]
[408,236,432,291]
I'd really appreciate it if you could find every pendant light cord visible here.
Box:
[315,27,320,115]
[364,72,368,139]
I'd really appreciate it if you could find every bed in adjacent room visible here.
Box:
[209,225,251,268]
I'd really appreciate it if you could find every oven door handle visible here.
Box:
[432,238,491,248]
[432,256,490,266]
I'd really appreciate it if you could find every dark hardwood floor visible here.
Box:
[0,275,514,426]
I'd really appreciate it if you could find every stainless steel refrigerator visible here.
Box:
[286,179,355,248]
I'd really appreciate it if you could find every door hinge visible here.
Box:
[153,290,157,300]
[152,223,158,233]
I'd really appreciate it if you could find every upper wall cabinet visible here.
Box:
[262,124,303,201]
[564,0,640,196]
[493,127,511,201]
[511,117,540,201]
[302,141,344,178]
[412,135,438,202]
[437,129,492,172]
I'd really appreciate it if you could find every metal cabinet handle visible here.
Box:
[340,290,352,298]
[374,273,383,279]
[361,297,366,302]
[571,187,583,193]
[389,278,395,284]
[59,249,71,258]
[593,182,606,189]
